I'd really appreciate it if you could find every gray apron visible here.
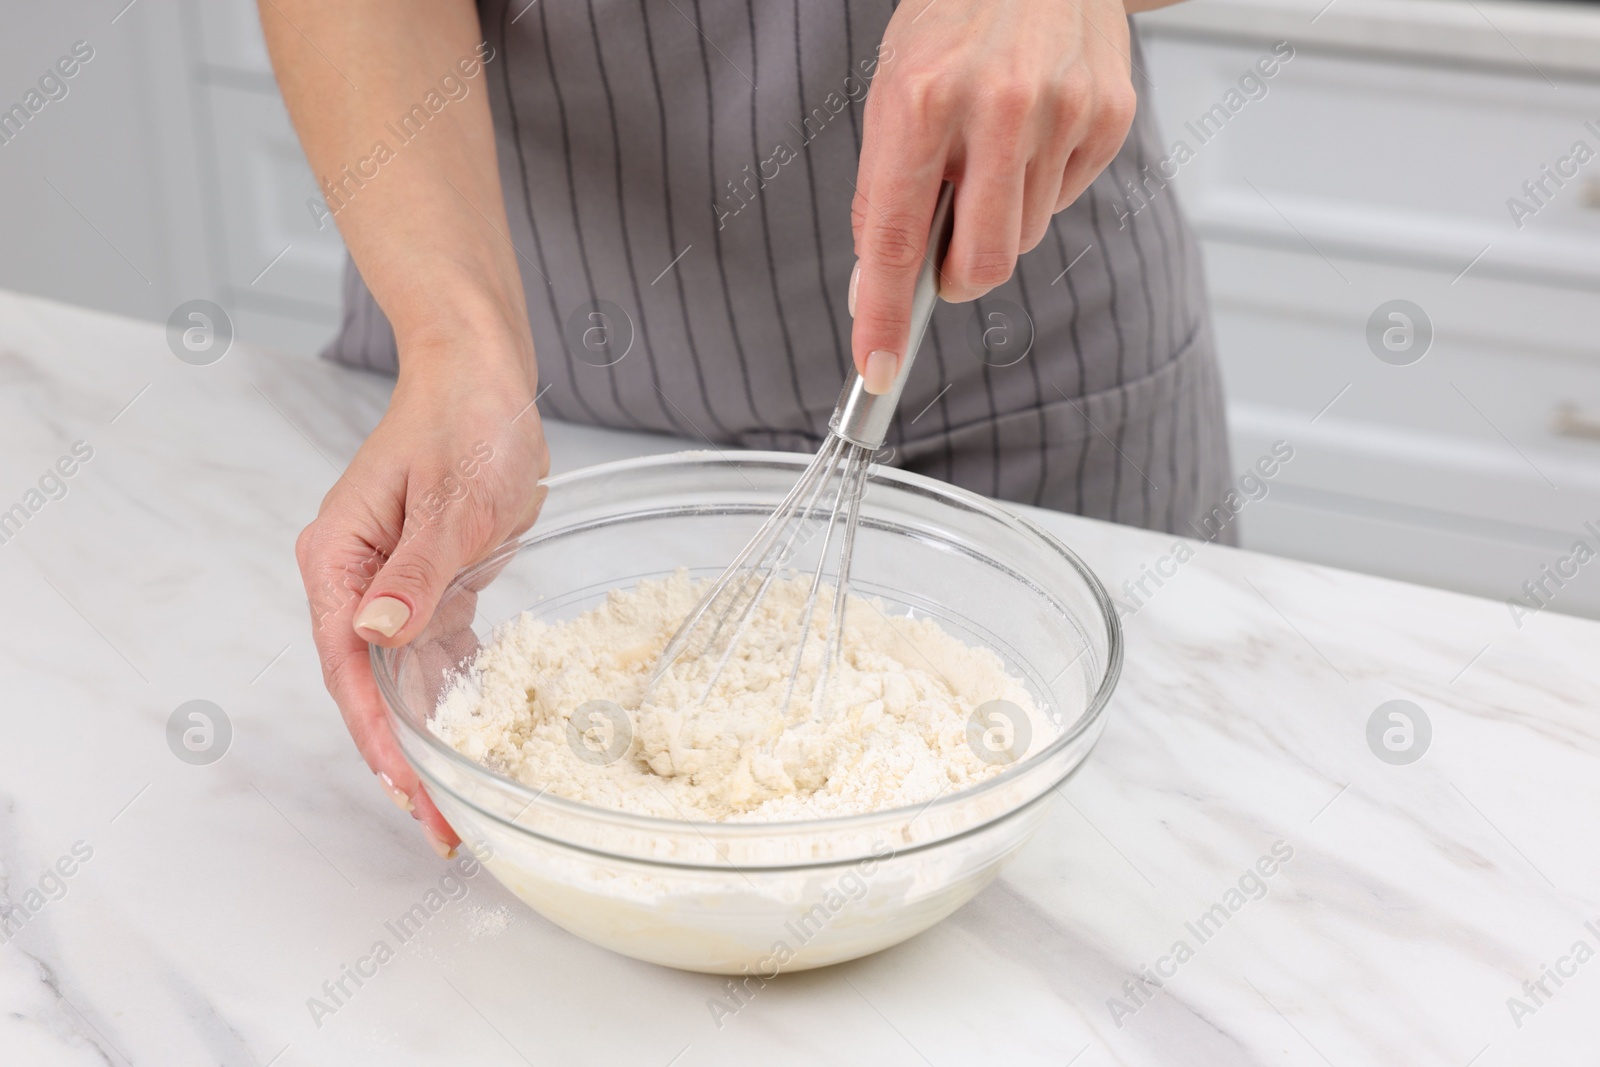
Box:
[326,0,1234,539]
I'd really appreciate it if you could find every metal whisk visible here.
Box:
[646,183,956,717]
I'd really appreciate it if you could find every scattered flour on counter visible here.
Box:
[429,570,1047,822]
[463,903,514,940]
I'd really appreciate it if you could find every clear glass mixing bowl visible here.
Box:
[373,451,1121,974]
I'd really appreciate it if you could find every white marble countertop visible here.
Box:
[3,287,1599,1065]
[1140,0,1600,78]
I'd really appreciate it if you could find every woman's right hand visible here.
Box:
[295,338,550,857]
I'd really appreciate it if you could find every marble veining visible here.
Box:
[1,289,1598,1065]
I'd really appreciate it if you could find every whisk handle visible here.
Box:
[829,180,957,451]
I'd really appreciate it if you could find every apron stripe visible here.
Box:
[637,0,731,437]
[1167,349,1184,531]
[586,0,688,435]
[1011,263,1050,508]
[1084,184,1124,521]
[970,296,1004,498]
[1111,156,1160,528]
[1165,155,1197,533]
[792,0,850,382]
[1047,216,1088,517]
[841,0,863,154]
[1135,141,1180,532]
[924,317,957,483]
[691,0,764,430]
[744,0,810,422]
[552,4,649,429]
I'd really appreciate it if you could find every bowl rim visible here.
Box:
[374,449,1123,837]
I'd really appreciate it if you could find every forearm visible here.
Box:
[1125,0,1187,12]
[259,0,531,379]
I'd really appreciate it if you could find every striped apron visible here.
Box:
[325,0,1234,539]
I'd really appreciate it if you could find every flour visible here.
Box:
[462,903,513,940]
[429,570,1046,822]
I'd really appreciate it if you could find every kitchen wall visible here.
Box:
[4,0,1599,620]
[0,0,344,357]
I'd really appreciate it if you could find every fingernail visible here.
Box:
[355,595,410,638]
[377,772,414,812]
[848,261,860,317]
[422,823,457,860]
[863,350,899,395]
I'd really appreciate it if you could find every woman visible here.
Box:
[263,0,1228,856]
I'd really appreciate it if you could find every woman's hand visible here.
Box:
[261,0,548,854]
[296,342,549,857]
[849,0,1139,392]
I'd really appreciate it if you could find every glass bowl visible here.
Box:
[373,451,1121,974]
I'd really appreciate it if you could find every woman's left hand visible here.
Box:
[849,0,1139,393]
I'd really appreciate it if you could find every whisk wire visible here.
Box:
[643,181,956,721]
[813,448,868,711]
[648,435,858,707]
[778,440,868,716]
[691,438,848,703]
[648,436,840,680]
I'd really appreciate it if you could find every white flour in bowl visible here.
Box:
[429,571,1046,822]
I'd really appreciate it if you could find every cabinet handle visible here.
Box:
[1553,403,1600,442]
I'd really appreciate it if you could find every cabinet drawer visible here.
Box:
[1206,240,1600,538]
[1141,35,1600,286]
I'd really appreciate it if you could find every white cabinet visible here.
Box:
[203,84,348,320]
[184,0,345,356]
[1141,18,1600,619]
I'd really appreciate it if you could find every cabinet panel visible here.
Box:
[1142,36,1600,286]
[206,85,346,319]
[195,0,275,75]
[1202,245,1600,534]
[1142,29,1600,619]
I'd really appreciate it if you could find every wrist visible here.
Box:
[389,281,538,390]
